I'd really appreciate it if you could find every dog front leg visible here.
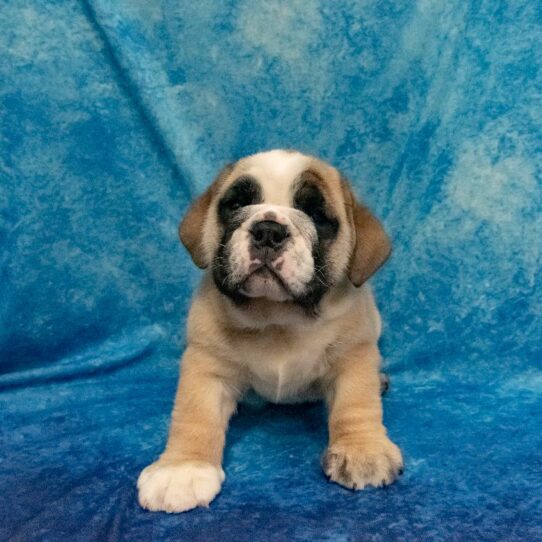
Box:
[138,346,240,512]
[322,343,403,490]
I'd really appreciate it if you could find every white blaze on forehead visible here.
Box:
[242,149,311,205]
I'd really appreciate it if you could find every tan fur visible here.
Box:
[138,150,402,513]
[179,163,234,268]
[340,178,392,287]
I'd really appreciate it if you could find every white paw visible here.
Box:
[137,460,225,513]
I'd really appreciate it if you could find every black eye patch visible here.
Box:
[293,182,339,240]
[218,176,262,224]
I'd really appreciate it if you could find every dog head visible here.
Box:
[179,150,390,313]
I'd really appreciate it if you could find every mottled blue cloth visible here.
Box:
[1,1,541,540]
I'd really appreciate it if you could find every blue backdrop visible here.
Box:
[1,1,541,540]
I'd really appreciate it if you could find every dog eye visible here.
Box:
[218,176,262,223]
[222,193,252,212]
[294,182,339,239]
[227,201,242,211]
[311,209,339,239]
[308,208,329,226]
[294,184,331,225]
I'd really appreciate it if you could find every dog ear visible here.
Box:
[341,177,391,287]
[179,163,234,269]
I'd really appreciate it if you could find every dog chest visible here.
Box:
[240,331,331,403]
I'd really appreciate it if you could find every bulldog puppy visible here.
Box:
[138,150,403,513]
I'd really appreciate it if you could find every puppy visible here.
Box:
[138,149,403,513]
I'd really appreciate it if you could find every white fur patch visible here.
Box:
[137,461,225,513]
[242,150,311,205]
[250,347,329,403]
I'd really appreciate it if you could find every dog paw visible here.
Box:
[137,460,225,513]
[379,372,390,395]
[322,437,403,490]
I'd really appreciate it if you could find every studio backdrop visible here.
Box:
[1,1,541,540]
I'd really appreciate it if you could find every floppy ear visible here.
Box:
[341,178,391,287]
[179,163,234,269]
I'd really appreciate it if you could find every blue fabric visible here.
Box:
[1,1,541,540]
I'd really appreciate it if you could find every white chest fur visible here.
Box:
[234,318,347,403]
[246,343,329,403]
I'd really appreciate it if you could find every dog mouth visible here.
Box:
[240,264,292,300]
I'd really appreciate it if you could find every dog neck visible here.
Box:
[205,273,358,333]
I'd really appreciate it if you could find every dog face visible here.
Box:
[180,150,390,312]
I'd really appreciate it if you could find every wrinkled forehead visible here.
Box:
[222,149,338,206]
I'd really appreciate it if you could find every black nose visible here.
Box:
[250,220,289,250]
